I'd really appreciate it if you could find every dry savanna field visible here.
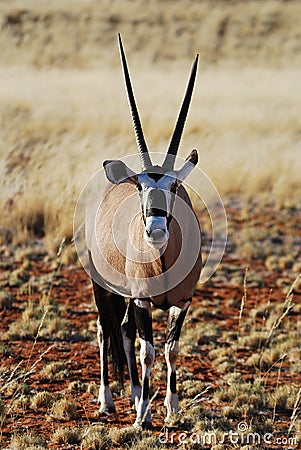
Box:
[0,1,301,449]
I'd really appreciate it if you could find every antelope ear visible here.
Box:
[103,160,138,184]
[176,149,198,182]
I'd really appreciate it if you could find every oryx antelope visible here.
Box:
[85,34,202,428]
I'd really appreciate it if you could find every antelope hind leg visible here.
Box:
[133,299,155,428]
[164,301,191,422]
[121,299,141,411]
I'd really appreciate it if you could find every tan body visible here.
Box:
[86,181,202,309]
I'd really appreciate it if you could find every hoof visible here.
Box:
[164,411,181,427]
[133,420,153,430]
[130,386,142,412]
[99,405,116,415]
[142,421,153,430]
[130,398,141,413]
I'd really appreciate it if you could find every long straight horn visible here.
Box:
[118,34,152,171]
[162,54,199,171]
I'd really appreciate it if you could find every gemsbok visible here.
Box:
[85,34,202,428]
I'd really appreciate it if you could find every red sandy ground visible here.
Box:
[0,204,300,448]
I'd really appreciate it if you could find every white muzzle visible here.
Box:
[144,216,169,249]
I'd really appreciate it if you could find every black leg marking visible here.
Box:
[170,371,177,394]
[164,300,191,421]
[92,282,115,413]
[93,280,111,384]
[134,300,153,345]
[133,299,155,427]
[121,299,140,389]
[142,377,150,401]
[89,251,126,412]
[166,300,191,343]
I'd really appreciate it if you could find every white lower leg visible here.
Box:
[134,338,155,427]
[122,333,141,410]
[164,340,179,421]
[97,318,115,413]
[98,385,115,413]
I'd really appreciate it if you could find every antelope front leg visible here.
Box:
[133,299,155,429]
[121,299,141,410]
[97,316,116,413]
[164,301,191,422]
[91,271,116,414]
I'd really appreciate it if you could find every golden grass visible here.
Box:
[0,0,301,68]
[10,431,46,450]
[1,65,300,245]
[50,398,78,420]
[51,426,82,446]
[0,0,300,245]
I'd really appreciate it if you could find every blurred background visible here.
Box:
[0,0,300,249]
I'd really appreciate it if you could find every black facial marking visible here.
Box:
[167,214,173,228]
[170,182,178,193]
[146,189,167,217]
[147,172,164,182]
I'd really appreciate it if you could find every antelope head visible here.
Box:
[104,34,199,249]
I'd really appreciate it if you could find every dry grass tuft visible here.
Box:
[50,398,78,420]
[51,426,82,445]
[109,426,144,447]
[10,431,46,450]
[0,290,14,309]
[30,391,56,409]
[81,425,111,450]
[133,435,166,450]
[11,394,30,412]
[42,362,69,381]
[5,297,69,340]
